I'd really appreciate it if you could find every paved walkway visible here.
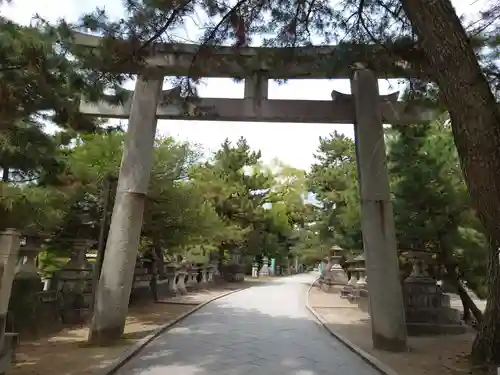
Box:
[116,273,380,375]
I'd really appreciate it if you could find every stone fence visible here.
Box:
[316,246,467,336]
[7,236,219,338]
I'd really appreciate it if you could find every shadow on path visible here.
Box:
[115,277,379,375]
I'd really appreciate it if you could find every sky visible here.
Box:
[0,0,487,171]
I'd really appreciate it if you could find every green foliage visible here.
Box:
[388,122,461,247]
[0,120,64,184]
[191,137,272,256]
[388,118,488,297]
[44,132,315,264]
[0,182,67,232]
[307,119,489,297]
[187,138,313,262]
[143,137,223,251]
[68,131,124,183]
[308,131,362,250]
[0,14,123,233]
[289,223,329,266]
[0,17,109,131]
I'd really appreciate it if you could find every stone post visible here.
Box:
[15,234,43,280]
[165,264,178,295]
[251,263,258,278]
[328,246,348,284]
[348,269,358,285]
[208,265,215,282]
[356,267,367,288]
[351,67,408,351]
[259,257,270,277]
[0,230,21,350]
[187,267,198,289]
[353,254,367,287]
[176,269,188,294]
[89,73,163,344]
[324,255,333,276]
[200,266,208,284]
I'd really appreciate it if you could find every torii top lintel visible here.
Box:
[72,32,420,79]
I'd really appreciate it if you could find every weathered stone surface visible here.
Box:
[79,95,434,124]
[0,230,21,375]
[402,250,466,336]
[88,75,163,344]
[352,68,408,351]
[72,31,421,79]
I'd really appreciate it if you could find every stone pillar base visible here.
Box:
[88,324,124,345]
[0,333,18,374]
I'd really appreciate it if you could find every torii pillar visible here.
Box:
[88,72,163,344]
[350,67,408,351]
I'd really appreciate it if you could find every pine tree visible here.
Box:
[0,18,107,131]
[308,131,362,250]
[388,121,485,324]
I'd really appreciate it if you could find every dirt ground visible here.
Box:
[11,283,247,375]
[308,285,485,375]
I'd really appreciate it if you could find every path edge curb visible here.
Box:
[305,277,400,375]
[99,286,246,375]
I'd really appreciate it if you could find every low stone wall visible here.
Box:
[330,256,467,336]
[7,261,218,337]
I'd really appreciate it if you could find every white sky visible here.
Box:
[0,0,486,171]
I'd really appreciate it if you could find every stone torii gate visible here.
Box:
[73,32,433,350]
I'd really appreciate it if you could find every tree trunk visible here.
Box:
[471,237,500,365]
[1,167,8,182]
[443,263,483,326]
[402,0,500,364]
[439,236,483,326]
[153,242,165,279]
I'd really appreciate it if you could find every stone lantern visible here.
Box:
[259,256,270,277]
[401,249,465,335]
[58,238,95,296]
[64,239,95,271]
[340,257,358,298]
[10,231,46,335]
[352,254,367,287]
[342,254,367,297]
[327,245,348,284]
[15,231,44,282]
[13,231,46,293]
